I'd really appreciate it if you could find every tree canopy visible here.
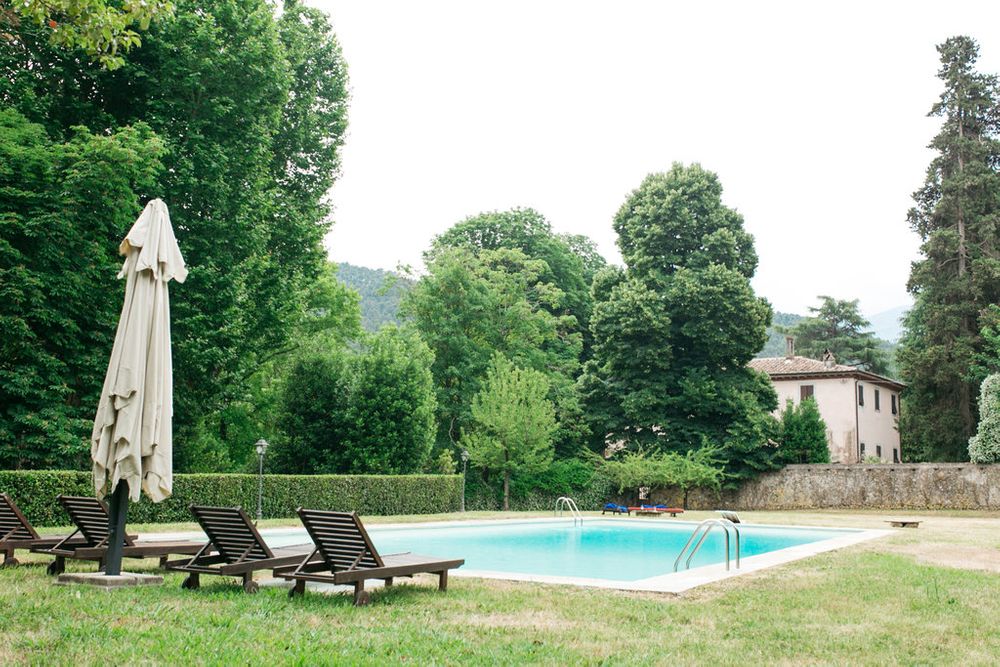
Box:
[898,36,1000,461]
[580,163,779,483]
[462,355,557,510]
[402,246,583,456]
[276,327,436,475]
[0,110,164,468]
[778,398,830,464]
[6,0,173,69]
[784,296,891,375]
[428,208,601,355]
[1,0,352,470]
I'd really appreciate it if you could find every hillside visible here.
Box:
[868,305,909,343]
[336,263,412,332]
[757,311,805,357]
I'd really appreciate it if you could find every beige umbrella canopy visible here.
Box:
[91,199,186,503]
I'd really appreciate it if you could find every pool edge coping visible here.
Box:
[140,516,894,593]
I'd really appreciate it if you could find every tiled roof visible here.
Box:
[749,356,855,375]
[749,356,905,389]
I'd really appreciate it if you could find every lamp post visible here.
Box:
[255,438,268,522]
[460,449,470,513]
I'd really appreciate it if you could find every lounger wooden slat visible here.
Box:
[274,508,464,606]
[166,505,321,593]
[31,495,202,575]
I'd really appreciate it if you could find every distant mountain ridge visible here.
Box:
[336,263,412,332]
[337,262,910,355]
[867,305,909,343]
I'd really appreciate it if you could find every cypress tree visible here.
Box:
[898,36,1000,461]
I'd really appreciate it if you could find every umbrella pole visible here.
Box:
[105,481,129,576]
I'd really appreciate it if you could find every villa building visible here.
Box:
[750,338,904,464]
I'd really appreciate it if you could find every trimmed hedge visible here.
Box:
[0,470,462,527]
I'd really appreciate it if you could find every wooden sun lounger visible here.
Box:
[31,495,202,575]
[1,493,88,566]
[166,505,321,593]
[274,508,464,606]
[629,506,685,517]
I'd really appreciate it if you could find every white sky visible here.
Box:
[311,0,1000,316]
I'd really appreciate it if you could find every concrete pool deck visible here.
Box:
[138,516,893,594]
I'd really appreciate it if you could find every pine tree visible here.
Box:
[898,36,1000,461]
[785,296,891,375]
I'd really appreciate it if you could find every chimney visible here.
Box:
[785,336,795,359]
[822,349,836,369]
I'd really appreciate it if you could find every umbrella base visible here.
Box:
[55,572,163,590]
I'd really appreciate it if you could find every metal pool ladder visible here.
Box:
[554,496,583,526]
[673,518,741,572]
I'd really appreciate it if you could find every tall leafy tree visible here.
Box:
[1,0,351,469]
[6,0,173,69]
[580,163,780,482]
[402,247,583,455]
[0,109,164,468]
[898,36,1000,461]
[784,296,891,375]
[427,208,599,355]
[462,355,557,511]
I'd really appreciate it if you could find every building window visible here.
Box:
[860,442,866,458]
[876,445,882,458]
[858,384,864,407]
[800,385,814,401]
[874,389,880,411]
[891,394,898,415]
[893,448,900,463]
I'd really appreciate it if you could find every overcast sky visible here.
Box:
[311,0,1000,317]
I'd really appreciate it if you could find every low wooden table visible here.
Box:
[885,519,921,528]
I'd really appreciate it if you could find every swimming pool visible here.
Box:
[262,518,887,592]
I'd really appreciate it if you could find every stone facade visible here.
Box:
[680,463,1000,510]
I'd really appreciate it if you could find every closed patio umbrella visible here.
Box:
[91,199,186,575]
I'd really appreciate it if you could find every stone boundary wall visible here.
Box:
[686,463,1000,510]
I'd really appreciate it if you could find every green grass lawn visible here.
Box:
[5,510,1000,665]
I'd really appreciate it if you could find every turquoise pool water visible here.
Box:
[267,520,858,582]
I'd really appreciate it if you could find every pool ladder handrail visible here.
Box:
[673,518,741,572]
[554,496,583,526]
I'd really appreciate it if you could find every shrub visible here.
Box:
[597,447,725,508]
[0,470,461,527]
[276,327,437,474]
[779,398,830,464]
[969,374,1000,463]
[465,462,617,512]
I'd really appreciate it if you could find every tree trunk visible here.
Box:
[503,471,510,511]
[957,112,967,278]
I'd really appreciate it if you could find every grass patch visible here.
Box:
[5,510,1000,664]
